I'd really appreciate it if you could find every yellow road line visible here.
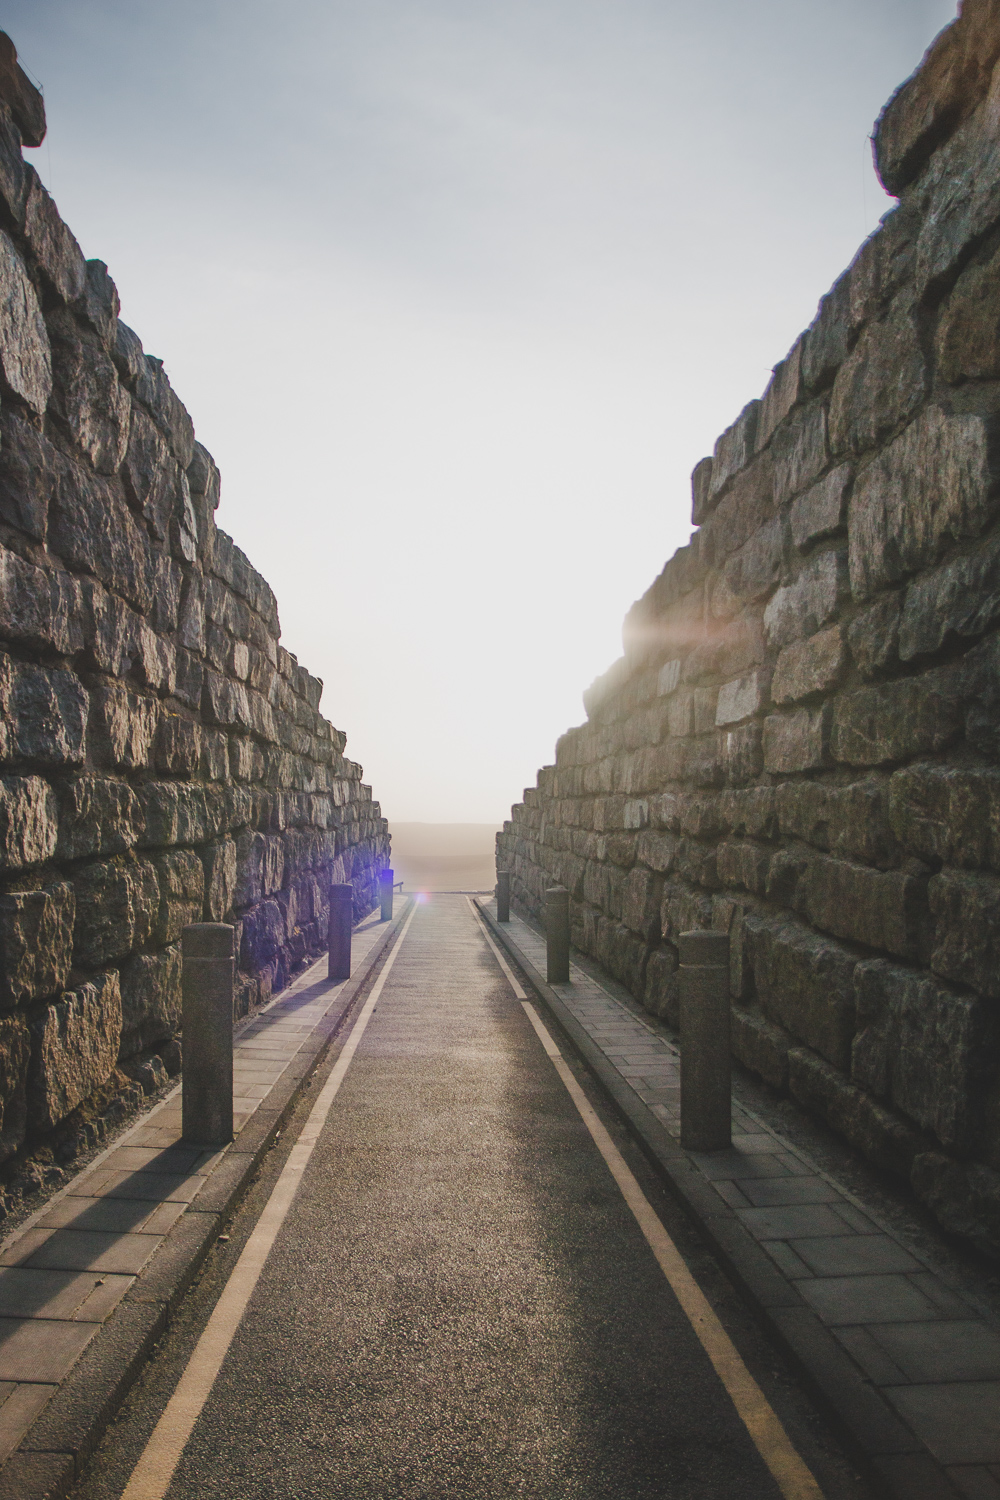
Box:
[121,902,419,1500]
[468,899,824,1500]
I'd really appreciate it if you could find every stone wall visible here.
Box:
[499,0,1000,1257]
[0,39,389,1189]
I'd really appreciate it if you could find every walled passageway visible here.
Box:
[68,896,867,1500]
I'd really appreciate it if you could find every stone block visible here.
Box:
[56,776,143,861]
[202,838,238,922]
[0,547,83,656]
[643,946,678,1024]
[0,775,58,870]
[0,408,63,543]
[800,854,926,960]
[929,869,1000,999]
[709,399,759,500]
[50,459,155,615]
[72,855,159,968]
[240,898,286,971]
[848,406,999,601]
[659,880,712,943]
[0,883,74,1007]
[756,338,804,451]
[831,670,961,767]
[853,958,996,1152]
[744,913,856,1068]
[2,658,89,768]
[153,850,205,945]
[121,404,183,542]
[715,670,767,726]
[790,465,851,551]
[829,297,926,458]
[690,457,714,526]
[937,242,1000,384]
[118,945,181,1058]
[846,593,900,679]
[153,713,202,777]
[911,1152,1000,1259]
[657,658,681,697]
[716,840,770,896]
[771,626,844,705]
[621,866,661,938]
[889,762,1000,870]
[914,67,1000,293]
[0,1013,28,1163]
[77,258,120,348]
[636,830,679,873]
[23,168,86,303]
[720,723,763,785]
[788,1046,920,1179]
[722,515,785,602]
[762,707,828,774]
[234,830,285,908]
[777,777,894,868]
[899,536,1000,660]
[0,228,51,416]
[731,1006,790,1090]
[772,400,828,504]
[27,972,121,1132]
[90,681,158,770]
[801,271,850,395]
[763,549,845,649]
[48,308,129,473]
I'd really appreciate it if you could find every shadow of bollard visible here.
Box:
[380,868,394,922]
[181,923,235,1146]
[545,885,570,983]
[496,870,510,923]
[679,930,731,1152]
[328,882,353,982]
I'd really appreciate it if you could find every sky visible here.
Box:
[4,0,958,823]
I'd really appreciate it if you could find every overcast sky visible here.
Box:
[5,0,957,823]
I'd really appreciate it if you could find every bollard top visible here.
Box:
[380,868,394,882]
[678,930,730,967]
[330,882,353,901]
[182,923,235,959]
[545,885,569,898]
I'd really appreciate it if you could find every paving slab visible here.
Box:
[0,900,411,1498]
[478,896,1000,1500]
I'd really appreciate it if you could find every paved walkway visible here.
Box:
[481,900,1000,1500]
[0,908,393,1473]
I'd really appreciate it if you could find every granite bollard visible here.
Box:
[181,923,235,1146]
[545,885,570,984]
[328,882,353,982]
[679,930,731,1152]
[496,870,510,923]
[380,868,394,922]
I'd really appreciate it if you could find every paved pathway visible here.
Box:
[0,909,392,1472]
[485,902,1000,1500]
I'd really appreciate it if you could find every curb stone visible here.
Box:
[0,900,413,1500]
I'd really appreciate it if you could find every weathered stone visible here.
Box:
[731,1007,790,1090]
[928,869,1000,999]
[56,777,143,861]
[0,33,46,147]
[72,855,159,968]
[937,242,1000,384]
[788,1046,919,1178]
[0,229,51,415]
[27,972,121,1132]
[756,338,804,451]
[709,400,759,500]
[621,866,661,938]
[50,461,155,615]
[90,681,158,770]
[848,406,999,601]
[0,1013,28,1162]
[0,883,75,1006]
[853,959,995,1151]
[153,713,201,777]
[0,775,58,869]
[762,707,828,774]
[715,671,767,727]
[846,593,900,679]
[790,465,850,551]
[122,404,182,541]
[76,259,120,349]
[234,830,285,908]
[777,778,893,868]
[831,669,961,767]
[240,898,286,971]
[889,762,1000,871]
[772,401,828,504]
[48,308,129,473]
[23,167,86,303]
[635,831,679,874]
[829,297,926,458]
[800,855,926,960]
[0,408,64,543]
[4,661,88,768]
[690,457,714,525]
[118,945,181,1058]
[716,840,770,896]
[899,536,1000,660]
[772,626,844,705]
[914,67,1000,294]
[744,914,856,1068]
[202,838,238,922]
[720,724,763,786]
[800,272,850,395]
[643,946,678,1024]
[763,549,845,649]
[911,1152,1000,1259]
[722,515,785,603]
[0,546,83,656]
[153,850,205,944]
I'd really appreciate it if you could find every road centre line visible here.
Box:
[120,901,419,1500]
[467,899,824,1500]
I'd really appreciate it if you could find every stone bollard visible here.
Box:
[545,886,570,984]
[181,923,235,1146]
[328,883,353,982]
[496,870,510,923]
[679,930,731,1152]
[380,868,394,922]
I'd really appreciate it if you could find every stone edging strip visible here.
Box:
[0,899,413,1500]
[475,898,985,1500]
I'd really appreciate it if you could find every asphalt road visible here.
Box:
[75,896,876,1500]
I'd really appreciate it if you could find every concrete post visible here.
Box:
[380,868,394,922]
[545,886,570,984]
[328,882,353,982]
[181,923,235,1146]
[679,930,731,1152]
[496,870,510,923]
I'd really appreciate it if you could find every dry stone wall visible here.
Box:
[499,0,1000,1257]
[0,40,388,1195]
